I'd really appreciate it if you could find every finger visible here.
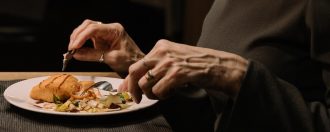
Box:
[126,61,148,103]
[91,24,119,49]
[131,58,158,75]
[138,70,159,99]
[152,67,188,99]
[138,58,172,99]
[70,23,101,50]
[70,20,93,44]
[69,19,98,50]
[118,76,129,92]
[73,47,103,62]
[127,73,143,103]
[143,39,174,59]
[126,58,159,102]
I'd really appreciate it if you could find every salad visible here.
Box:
[34,87,133,113]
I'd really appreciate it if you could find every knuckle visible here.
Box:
[154,43,170,54]
[128,64,138,76]
[128,65,135,74]
[156,39,169,45]
[155,39,168,48]
[87,23,98,29]
[161,58,175,67]
[112,23,125,32]
[83,19,93,24]
[108,51,121,61]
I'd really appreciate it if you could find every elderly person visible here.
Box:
[67,0,330,131]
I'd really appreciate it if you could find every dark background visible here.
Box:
[0,0,213,72]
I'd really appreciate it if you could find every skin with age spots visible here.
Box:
[172,53,245,96]
[67,20,249,103]
[68,19,145,75]
[126,40,248,103]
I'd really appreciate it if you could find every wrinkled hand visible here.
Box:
[68,19,144,74]
[119,39,249,103]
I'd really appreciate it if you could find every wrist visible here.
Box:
[206,56,248,99]
[225,59,249,99]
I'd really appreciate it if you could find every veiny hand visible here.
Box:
[119,39,249,103]
[68,19,144,74]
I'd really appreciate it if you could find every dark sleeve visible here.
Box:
[215,60,330,132]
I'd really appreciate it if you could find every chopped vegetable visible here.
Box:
[39,88,133,113]
[56,100,71,112]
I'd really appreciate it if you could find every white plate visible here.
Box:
[3,75,158,116]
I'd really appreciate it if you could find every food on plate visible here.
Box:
[30,74,133,113]
[30,74,80,103]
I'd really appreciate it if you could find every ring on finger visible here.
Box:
[99,51,105,63]
[145,70,155,81]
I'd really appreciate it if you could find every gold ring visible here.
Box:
[99,52,105,63]
[145,70,155,81]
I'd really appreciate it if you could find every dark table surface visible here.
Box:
[0,80,172,132]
